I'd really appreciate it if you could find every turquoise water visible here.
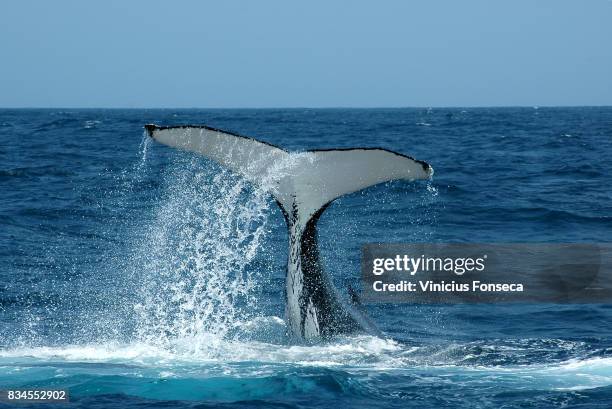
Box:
[1,108,612,408]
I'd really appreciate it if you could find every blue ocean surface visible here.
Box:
[1,108,612,408]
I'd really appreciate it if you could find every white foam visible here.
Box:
[3,336,612,392]
[0,333,401,368]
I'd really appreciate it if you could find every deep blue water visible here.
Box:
[1,108,612,408]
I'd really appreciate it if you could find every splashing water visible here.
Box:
[124,148,312,349]
[138,132,151,168]
[130,161,273,345]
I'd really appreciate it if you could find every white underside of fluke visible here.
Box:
[146,125,432,228]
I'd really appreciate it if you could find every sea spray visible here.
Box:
[130,164,270,345]
[128,152,305,348]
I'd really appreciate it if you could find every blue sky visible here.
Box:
[1,0,611,107]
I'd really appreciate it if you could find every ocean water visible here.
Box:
[1,107,612,408]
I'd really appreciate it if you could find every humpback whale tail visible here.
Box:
[145,124,432,340]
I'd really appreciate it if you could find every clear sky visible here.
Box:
[1,0,611,108]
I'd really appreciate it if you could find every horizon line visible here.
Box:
[1,105,612,110]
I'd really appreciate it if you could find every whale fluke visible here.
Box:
[145,124,432,340]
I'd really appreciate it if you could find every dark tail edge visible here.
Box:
[144,124,158,137]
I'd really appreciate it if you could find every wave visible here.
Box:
[1,330,610,371]
[2,334,612,400]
